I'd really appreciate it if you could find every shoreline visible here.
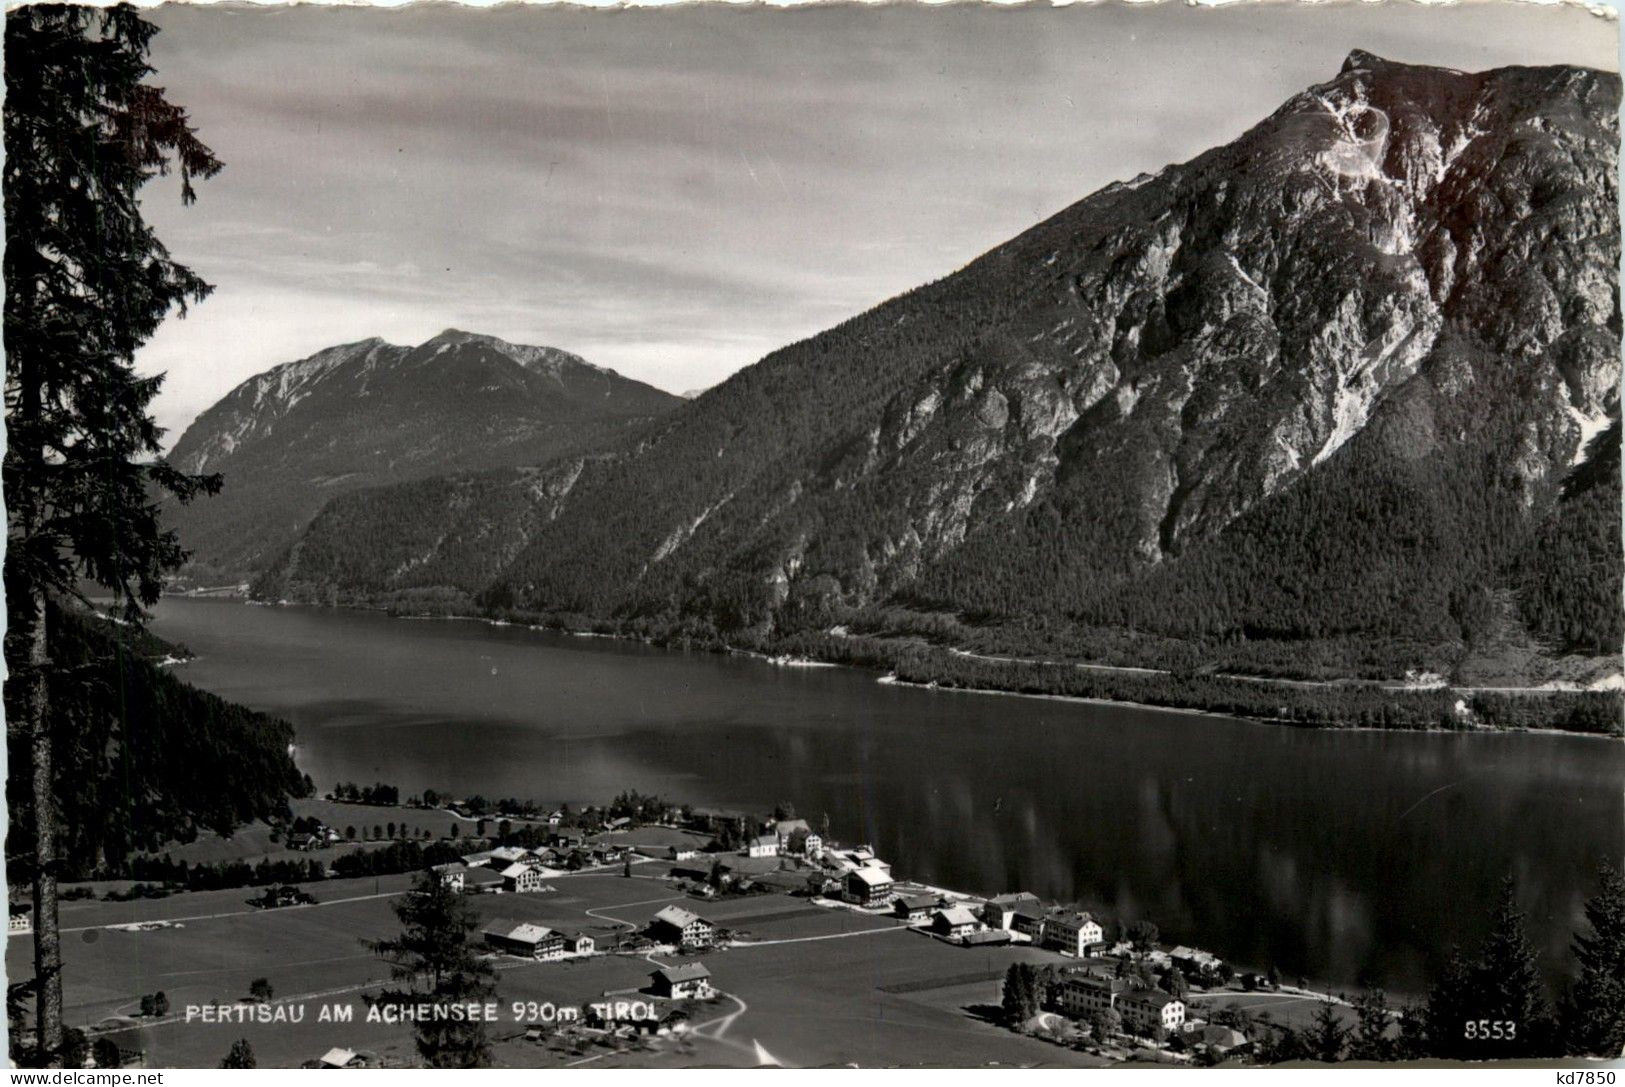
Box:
[158,593,1622,741]
[141,593,1604,1007]
[875,674,1622,741]
[877,673,1257,721]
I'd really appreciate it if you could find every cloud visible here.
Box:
[134,1,1617,445]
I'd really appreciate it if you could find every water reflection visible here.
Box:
[150,599,1623,995]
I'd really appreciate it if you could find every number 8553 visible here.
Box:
[1464,1019,1516,1040]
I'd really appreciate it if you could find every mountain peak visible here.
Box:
[228,53,1621,682]
[425,327,490,347]
[417,328,589,371]
[165,326,684,577]
[1340,49,1387,75]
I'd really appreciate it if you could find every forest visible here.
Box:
[4,605,313,881]
[241,81,1624,736]
[251,375,1623,738]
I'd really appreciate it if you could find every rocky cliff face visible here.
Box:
[165,330,681,580]
[260,53,1620,670]
[848,51,1616,583]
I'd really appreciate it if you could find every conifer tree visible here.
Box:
[1423,878,1555,1059]
[1473,877,1554,1057]
[1563,864,1625,1057]
[1308,1000,1349,1062]
[1420,948,1475,1059]
[4,3,220,1063]
[1347,986,1395,1062]
[1259,1022,1308,1063]
[371,870,496,1067]
[1000,963,1042,1024]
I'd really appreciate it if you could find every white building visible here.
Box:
[843,865,895,908]
[553,928,596,956]
[651,963,713,1000]
[1056,974,1129,1020]
[981,892,1040,931]
[745,835,780,858]
[500,863,549,894]
[931,905,982,939]
[649,905,716,947]
[1120,989,1185,1034]
[484,921,565,961]
[1056,974,1185,1036]
[1039,909,1105,956]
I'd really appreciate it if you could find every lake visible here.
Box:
[149,596,1623,995]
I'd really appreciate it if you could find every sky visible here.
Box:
[133,0,1619,444]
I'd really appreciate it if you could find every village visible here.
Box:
[439,812,1259,1065]
[9,789,1335,1069]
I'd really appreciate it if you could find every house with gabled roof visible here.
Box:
[551,926,596,956]
[981,891,1040,931]
[318,1047,363,1069]
[893,892,941,922]
[500,863,552,894]
[483,920,566,960]
[1008,903,1045,941]
[650,963,713,1000]
[1054,973,1185,1036]
[484,845,540,867]
[931,905,983,939]
[648,905,715,947]
[431,862,465,892]
[1038,908,1105,956]
[843,865,895,908]
[1119,988,1185,1034]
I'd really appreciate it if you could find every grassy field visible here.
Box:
[149,798,497,868]
[138,804,710,878]
[485,888,1109,1069]
[13,858,1125,1068]
[10,874,419,1067]
[593,826,712,854]
[1185,988,1357,1032]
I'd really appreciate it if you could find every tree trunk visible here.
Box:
[22,588,63,1064]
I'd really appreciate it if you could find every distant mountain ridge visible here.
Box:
[165,329,682,580]
[257,53,1621,684]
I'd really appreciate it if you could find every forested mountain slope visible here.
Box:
[4,607,312,879]
[260,53,1621,684]
[164,330,681,580]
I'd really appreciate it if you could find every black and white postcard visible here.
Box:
[3,0,1622,1074]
